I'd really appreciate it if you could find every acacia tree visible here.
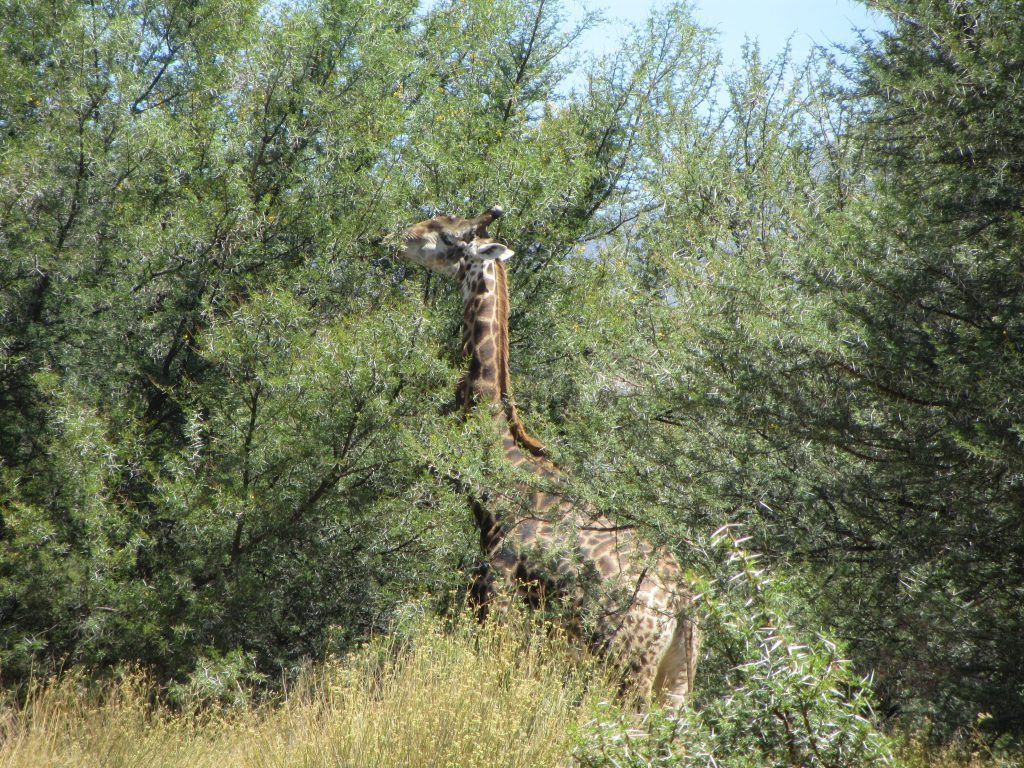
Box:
[0,0,697,685]
[823,0,1024,732]
[595,0,1024,735]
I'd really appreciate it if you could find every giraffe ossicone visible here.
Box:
[399,207,700,709]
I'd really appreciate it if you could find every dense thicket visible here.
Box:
[1,0,1021,745]
[597,0,1024,735]
[0,0,707,685]
[827,0,1024,731]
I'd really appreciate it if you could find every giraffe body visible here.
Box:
[401,209,699,707]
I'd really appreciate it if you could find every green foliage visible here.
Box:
[563,0,1024,737]
[832,1,1024,730]
[166,647,266,711]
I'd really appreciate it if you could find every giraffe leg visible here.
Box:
[652,612,700,710]
[606,606,666,709]
[469,562,495,621]
[469,559,517,621]
[619,653,658,709]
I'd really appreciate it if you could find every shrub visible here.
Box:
[575,525,894,767]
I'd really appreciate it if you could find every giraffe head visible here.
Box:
[399,205,509,276]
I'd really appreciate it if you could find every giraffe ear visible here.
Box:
[476,242,514,262]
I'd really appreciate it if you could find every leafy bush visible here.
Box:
[575,526,893,767]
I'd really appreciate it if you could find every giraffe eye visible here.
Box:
[440,231,458,247]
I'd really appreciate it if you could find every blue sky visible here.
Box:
[574,0,885,65]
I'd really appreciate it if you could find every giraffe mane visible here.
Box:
[493,260,547,458]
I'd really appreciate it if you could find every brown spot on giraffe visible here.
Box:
[398,208,700,709]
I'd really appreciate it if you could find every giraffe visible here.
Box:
[399,206,700,708]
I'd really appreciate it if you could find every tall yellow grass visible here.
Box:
[5,615,1014,768]
[894,731,1022,768]
[0,614,608,768]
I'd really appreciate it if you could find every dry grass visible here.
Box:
[0,615,607,768]
[4,615,1019,768]
[894,731,1023,768]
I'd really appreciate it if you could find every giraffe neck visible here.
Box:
[458,259,545,458]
